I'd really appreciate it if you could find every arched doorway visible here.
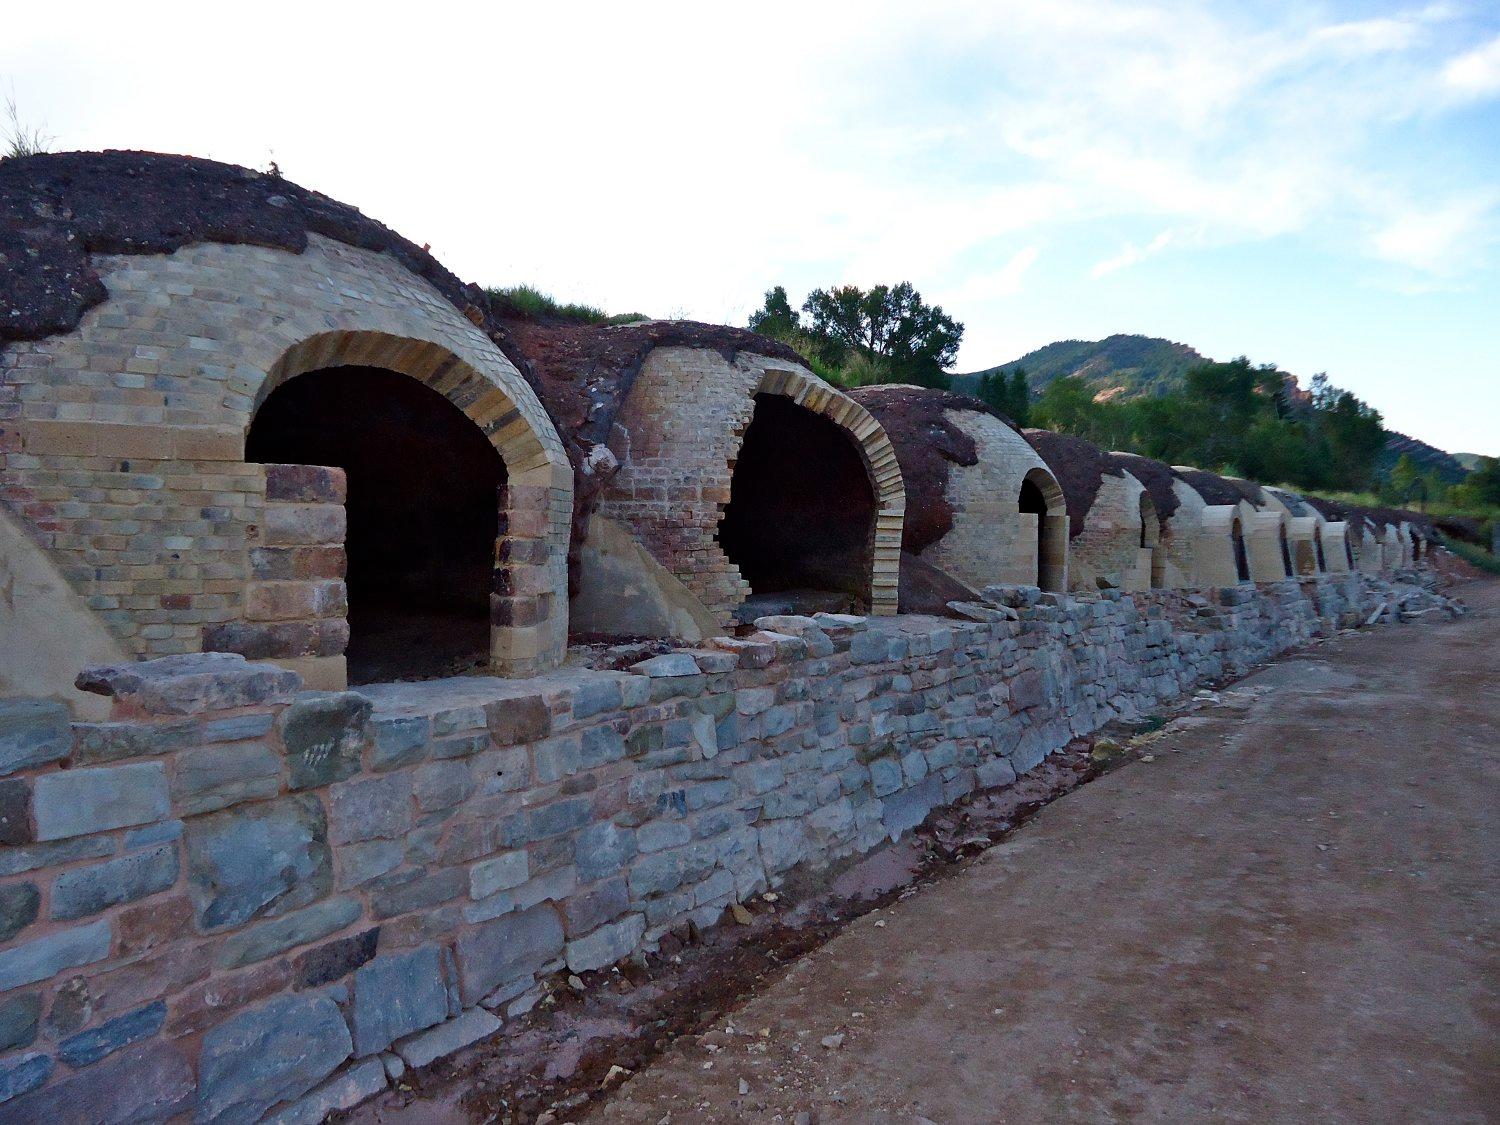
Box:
[718,393,877,615]
[1279,523,1293,576]
[1139,492,1164,589]
[1020,468,1067,592]
[1314,526,1327,572]
[247,366,507,683]
[1232,517,1250,582]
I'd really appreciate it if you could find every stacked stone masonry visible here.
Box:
[0,570,1445,1123]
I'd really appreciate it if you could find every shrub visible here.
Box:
[487,285,644,326]
[1438,534,1500,575]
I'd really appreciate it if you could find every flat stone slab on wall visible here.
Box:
[0,572,1446,1122]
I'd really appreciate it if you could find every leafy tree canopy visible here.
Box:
[748,282,963,389]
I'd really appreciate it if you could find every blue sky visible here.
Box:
[5,0,1497,453]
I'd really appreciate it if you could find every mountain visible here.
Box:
[1454,453,1485,471]
[1379,431,1470,485]
[954,333,1476,481]
[952,334,1207,400]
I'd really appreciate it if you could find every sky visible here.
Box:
[4,0,1497,454]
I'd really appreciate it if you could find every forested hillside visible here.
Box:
[953,334,1206,400]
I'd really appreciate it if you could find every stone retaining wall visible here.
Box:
[0,572,1433,1122]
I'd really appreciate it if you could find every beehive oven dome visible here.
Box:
[1109,452,1182,528]
[1022,429,1125,539]
[847,385,1020,554]
[0,150,517,348]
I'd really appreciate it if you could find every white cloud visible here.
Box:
[950,246,1041,303]
[1372,195,1498,273]
[1441,34,1500,98]
[1091,229,1178,279]
[1313,17,1421,54]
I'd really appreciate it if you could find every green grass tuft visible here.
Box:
[487,285,645,326]
[1439,534,1500,575]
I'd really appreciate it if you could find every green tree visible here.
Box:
[1007,368,1031,427]
[1314,386,1385,490]
[747,285,801,340]
[801,281,962,388]
[975,366,1030,425]
[1450,456,1500,507]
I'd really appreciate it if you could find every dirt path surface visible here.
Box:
[595,579,1500,1124]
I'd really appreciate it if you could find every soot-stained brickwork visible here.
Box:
[1174,468,1257,510]
[503,318,807,594]
[847,386,1018,554]
[1022,429,1125,539]
[1110,452,1181,528]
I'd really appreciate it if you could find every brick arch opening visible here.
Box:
[1020,467,1068,592]
[248,368,505,683]
[718,394,877,614]
[240,329,571,679]
[731,367,904,616]
[1139,491,1165,588]
[1279,521,1293,577]
[1232,516,1250,582]
[1314,525,1327,572]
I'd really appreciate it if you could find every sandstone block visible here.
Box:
[50,843,178,921]
[76,652,301,715]
[393,1006,501,1069]
[455,903,563,1006]
[264,503,346,547]
[185,793,332,931]
[196,992,353,1125]
[0,882,40,945]
[351,947,449,1057]
[0,699,71,777]
[33,761,169,841]
[264,463,347,504]
[279,691,372,789]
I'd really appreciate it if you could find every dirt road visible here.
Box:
[596,580,1499,1124]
